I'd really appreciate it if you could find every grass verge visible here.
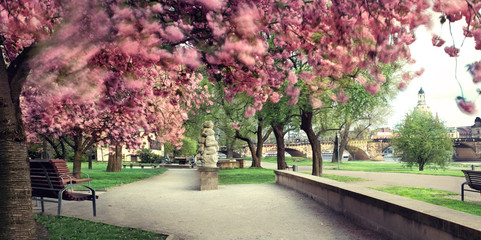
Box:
[322,173,367,182]
[372,186,481,217]
[250,156,474,177]
[66,162,167,190]
[325,161,465,177]
[35,214,167,240]
[218,168,275,184]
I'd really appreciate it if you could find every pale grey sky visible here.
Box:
[387,15,481,128]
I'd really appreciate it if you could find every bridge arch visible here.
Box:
[453,142,477,160]
[345,146,369,160]
[285,148,307,158]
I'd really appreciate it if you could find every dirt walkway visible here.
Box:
[35,169,386,240]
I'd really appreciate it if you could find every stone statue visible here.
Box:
[197,121,219,168]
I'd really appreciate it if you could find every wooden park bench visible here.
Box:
[30,159,98,216]
[461,170,481,201]
[49,159,92,187]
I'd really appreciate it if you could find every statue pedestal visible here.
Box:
[198,167,219,191]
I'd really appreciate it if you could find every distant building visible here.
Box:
[456,117,481,138]
[371,128,393,140]
[471,117,481,138]
[446,127,459,138]
[457,127,472,138]
[96,133,164,162]
[415,88,431,112]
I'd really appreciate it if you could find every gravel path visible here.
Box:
[36,169,387,240]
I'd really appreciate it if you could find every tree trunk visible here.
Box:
[88,158,93,170]
[332,134,339,163]
[254,123,264,168]
[235,118,272,168]
[0,48,37,239]
[338,122,351,162]
[419,159,425,171]
[41,140,49,159]
[107,144,122,172]
[272,123,287,170]
[300,110,323,176]
[235,131,260,168]
[72,132,85,179]
[226,138,236,159]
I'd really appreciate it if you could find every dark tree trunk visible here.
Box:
[88,158,93,170]
[236,131,260,167]
[41,140,49,159]
[272,123,287,170]
[72,133,85,179]
[338,122,351,161]
[419,159,425,171]
[0,47,37,239]
[332,134,339,163]
[300,110,323,176]
[254,123,264,167]
[45,136,68,160]
[226,138,236,159]
[107,144,122,172]
[235,118,272,168]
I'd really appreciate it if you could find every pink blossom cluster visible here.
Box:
[468,62,481,83]
[432,35,445,47]
[8,0,477,154]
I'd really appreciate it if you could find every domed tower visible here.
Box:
[415,88,430,112]
[471,117,481,138]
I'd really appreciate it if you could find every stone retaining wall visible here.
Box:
[275,170,481,240]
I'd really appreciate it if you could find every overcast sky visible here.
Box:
[387,14,481,129]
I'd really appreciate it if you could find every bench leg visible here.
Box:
[58,197,62,215]
[92,192,97,217]
[40,197,45,213]
[462,183,466,201]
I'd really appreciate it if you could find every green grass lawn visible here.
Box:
[372,186,481,217]
[66,162,167,190]
[35,215,167,240]
[254,156,470,177]
[218,168,275,184]
[325,161,466,177]
[322,173,368,182]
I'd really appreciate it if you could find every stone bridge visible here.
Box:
[237,139,392,161]
[453,138,481,160]
[229,138,481,161]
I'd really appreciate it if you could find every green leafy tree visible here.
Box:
[179,137,197,157]
[392,110,453,171]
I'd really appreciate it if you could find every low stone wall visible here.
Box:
[275,170,481,240]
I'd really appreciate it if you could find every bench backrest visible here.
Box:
[49,159,72,175]
[30,160,66,198]
[462,170,481,190]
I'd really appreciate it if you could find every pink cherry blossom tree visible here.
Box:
[1,0,460,238]
[430,0,481,114]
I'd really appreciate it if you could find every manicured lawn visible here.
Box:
[66,162,167,190]
[35,215,167,240]
[325,161,466,177]
[372,186,481,217]
[218,168,275,184]
[322,173,367,182]
[253,156,478,178]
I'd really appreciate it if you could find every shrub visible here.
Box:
[137,148,164,163]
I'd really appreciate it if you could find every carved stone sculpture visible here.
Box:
[197,121,219,168]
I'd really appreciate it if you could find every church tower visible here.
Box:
[415,88,430,112]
